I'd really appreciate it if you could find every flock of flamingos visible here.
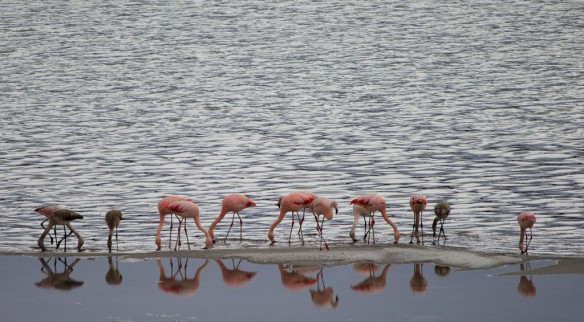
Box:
[35,192,537,254]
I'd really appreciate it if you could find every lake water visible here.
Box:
[1,255,582,322]
[1,0,583,256]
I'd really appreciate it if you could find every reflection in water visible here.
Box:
[351,263,391,295]
[310,269,339,309]
[434,265,451,277]
[36,257,83,291]
[352,262,380,276]
[517,263,536,297]
[278,264,317,291]
[105,256,123,286]
[215,259,257,288]
[157,258,209,296]
[409,263,428,295]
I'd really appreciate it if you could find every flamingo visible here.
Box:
[268,192,317,244]
[37,208,84,252]
[349,194,400,244]
[156,197,213,250]
[35,204,66,246]
[409,195,427,244]
[105,209,123,252]
[349,203,376,243]
[432,201,451,240]
[517,212,536,254]
[156,196,192,250]
[215,259,257,288]
[208,194,256,243]
[309,197,337,250]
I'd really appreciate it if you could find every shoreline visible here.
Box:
[2,243,582,274]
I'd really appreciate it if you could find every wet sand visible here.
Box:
[3,243,583,274]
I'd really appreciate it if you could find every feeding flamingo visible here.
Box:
[156,196,194,250]
[309,197,337,250]
[517,212,536,254]
[349,203,376,243]
[156,196,212,250]
[208,194,256,243]
[409,195,427,244]
[37,208,84,252]
[349,194,400,244]
[432,201,451,240]
[105,209,123,252]
[35,204,67,247]
[269,192,317,244]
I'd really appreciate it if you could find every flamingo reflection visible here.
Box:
[310,269,339,309]
[157,258,209,296]
[352,262,380,276]
[350,263,391,295]
[517,263,536,297]
[409,263,428,294]
[105,256,123,286]
[434,265,451,277]
[36,257,83,291]
[215,259,257,288]
[278,264,317,291]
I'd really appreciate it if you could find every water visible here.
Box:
[1,1,583,256]
[1,256,582,322]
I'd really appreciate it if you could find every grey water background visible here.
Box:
[1,0,583,256]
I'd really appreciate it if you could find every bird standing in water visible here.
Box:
[38,208,84,252]
[105,209,123,252]
[350,194,400,244]
[432,201,451,241]
[156,195,193,250]
[409,195,427,244]
[309,197,338,250]
[268,192,317,244]
[35,204,67,247]
[156,197,213,250]
[517,212,536,254]
[208,194,256,243]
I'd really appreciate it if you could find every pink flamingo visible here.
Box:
[409,195,427,244]
[35,204,66,246]
[268,192,317,244]
[37,208,84,252]
[309,197,337,250]
[349,203,376,243]
[105,209,123,252]
[156,195,192,250]
[517,212,536,254]
[208,194,256,243]
[156,196,212,250]
[432,201,451,240]
[349,194,400,244]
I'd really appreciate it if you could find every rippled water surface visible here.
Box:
[1,1,583,256]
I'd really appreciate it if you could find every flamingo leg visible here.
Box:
[410,223,415,244]
[183,218,191,250]
[371,215,375,244]
[169,214,174,249]
[362,215,368,240]
[525,228,533,253]
[296,211,305,243]
[288,211,295,243]
[225,212,236,242]
[40,218,56,245]
[420,211,424,245]
[319,216,329,250]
